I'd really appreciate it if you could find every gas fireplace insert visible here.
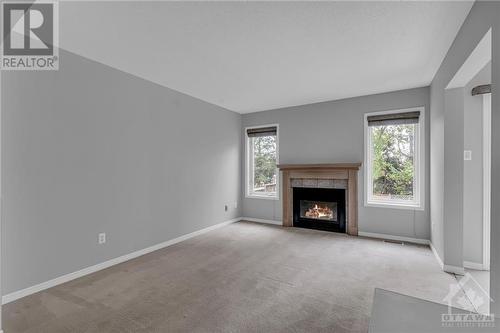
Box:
[293,187,346,233]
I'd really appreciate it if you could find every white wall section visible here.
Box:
[463,63,491,266]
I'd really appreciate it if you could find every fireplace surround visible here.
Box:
[278,163,361,236]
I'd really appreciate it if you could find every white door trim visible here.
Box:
[0,58,3,331]
[483,93,491,271]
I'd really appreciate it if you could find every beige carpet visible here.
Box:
[3,221,469,333]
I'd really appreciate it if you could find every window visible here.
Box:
[364,108,424,209]
[246,125,279,199]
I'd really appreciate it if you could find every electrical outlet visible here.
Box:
[98,233,106,244]
[224,205,228,212]
[234,201,238,209]
[464,150,472,160]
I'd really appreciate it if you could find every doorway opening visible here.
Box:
[445,27,492,315]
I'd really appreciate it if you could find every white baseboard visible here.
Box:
[429,243,465,275]
[444,264,465,275]
[430,242,444,269]
[2,217,241,305]
[358,231,430,245]
[241,217,282,226]
[464,261,487,271]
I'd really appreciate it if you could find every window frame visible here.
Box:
[363,107,425,210]
[245,124,280,200]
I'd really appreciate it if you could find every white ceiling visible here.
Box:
[59,1,473,113]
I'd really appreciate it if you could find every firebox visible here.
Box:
[293,187,346,233]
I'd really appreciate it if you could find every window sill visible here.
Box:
[246,194,280,201]
[365,201,424,211]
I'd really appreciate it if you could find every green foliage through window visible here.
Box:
[371,124,415,201]
[250,135,277,195]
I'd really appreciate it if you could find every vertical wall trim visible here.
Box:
[483,93,491,271]
[490,18,499,316]
[0,60,4,331]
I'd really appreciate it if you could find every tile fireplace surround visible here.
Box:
[277,163,362,236]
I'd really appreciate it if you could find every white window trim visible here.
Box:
[363,107,425,210]
[245,124,280,200]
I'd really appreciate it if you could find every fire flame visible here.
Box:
[304,203,334,220]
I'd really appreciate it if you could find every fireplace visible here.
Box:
[293,187,346,233]
[278,163,360,235]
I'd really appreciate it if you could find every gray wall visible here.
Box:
[1,49,242,295]
[429,0,499,314]
[242,87,430,240]
[443,87,464,268]
[463,62,491,265]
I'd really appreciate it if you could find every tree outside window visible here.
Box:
[365,109,423,209]
[371,124,415,202]
[246,126,278,198]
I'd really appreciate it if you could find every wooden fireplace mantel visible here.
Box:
[278,163,361,236]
